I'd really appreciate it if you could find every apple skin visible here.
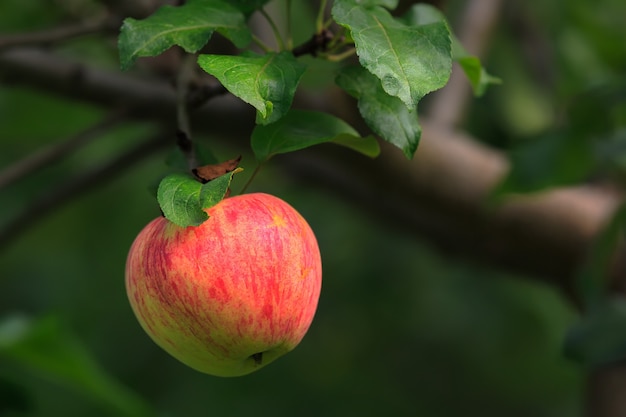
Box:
[125,192,322,377]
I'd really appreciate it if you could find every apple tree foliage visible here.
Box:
[117,0,495,227]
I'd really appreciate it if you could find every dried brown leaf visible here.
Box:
[192,156,242,183]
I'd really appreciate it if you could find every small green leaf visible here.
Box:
[157,173,207,227]
[332,134,381,158]
[401,4,500,97]
[456,56,502,96]
[157,170,243,228]
[332,0,451,109]
[251,110,379,161]
[199,168,243,208]
[337,65,421,159]
[197,52,306,125]
[0,315,153,417]
[118,0,250,71]
[564,297,626,368]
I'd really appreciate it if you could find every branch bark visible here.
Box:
[0,48,623,302]
[0,15,121,51]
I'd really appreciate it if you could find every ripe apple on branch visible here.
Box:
[126,183,322,376]
[118,0,487,377]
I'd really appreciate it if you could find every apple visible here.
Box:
[125,192,322,377]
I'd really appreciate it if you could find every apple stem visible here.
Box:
[238,163,264,194]
[251,352,263,365]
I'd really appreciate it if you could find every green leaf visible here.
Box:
[199,167,243,208]
[564,297,626,368]
[197,52,306,125]
[157,170,243,228]
[118,0,250,71]
[359,0,399,9]
[456,56,502,96]
[0,315,153,417]
[157,173,207,227]
[332,134,381,158]
[332,0,451,109]
[401,3,500,97]
[336,65,421,159]
[251,110,380,161]
[400,3,445,25]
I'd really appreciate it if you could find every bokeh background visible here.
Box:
[1,0,625,416]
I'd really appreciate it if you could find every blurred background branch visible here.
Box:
[2,1,626,415]
[0,46,621,302]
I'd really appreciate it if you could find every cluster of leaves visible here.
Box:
[118,0,495,227]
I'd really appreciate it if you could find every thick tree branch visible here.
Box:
[0,15,121,51]
[175,54,198,171]
[0,131,172,250]
[0,109,128,189]
[0,48,623,301]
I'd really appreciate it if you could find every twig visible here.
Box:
[316,0,328,33]
[251,34,274,53]
[1,48,622,298]
[0,108,128,190]
[238,163,264,194]
[0,15,120,51]
[259,8,286,50]
[0,132,172,251]
[291,29,334,57]
[186,83,228,109]
[175,54,198,170]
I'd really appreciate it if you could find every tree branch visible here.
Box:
[0,48,623,302]
[175,54,198,171]
[0,15,121,51]
[0,131,172,251]
[0,108,128,189]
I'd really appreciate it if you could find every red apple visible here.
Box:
[125,193,322,377]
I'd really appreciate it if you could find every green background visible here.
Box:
[2,0,626,415]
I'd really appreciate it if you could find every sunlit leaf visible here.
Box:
[332,0,451,109]
[157,169,243,228]
[199,168,243,208]
[197,52,306,125]
[157,173,207,227]
[401,3,500,96]
[336,65,421,159]
[118,0,250,70]
[251,110,379,161]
